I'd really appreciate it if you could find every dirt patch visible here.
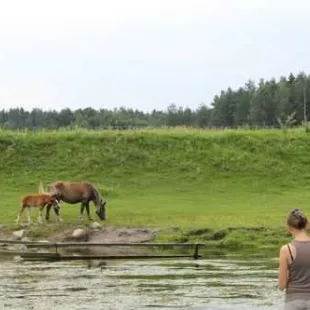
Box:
[59,226,160,256]
[62,227,160,243]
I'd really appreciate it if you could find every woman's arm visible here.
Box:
[278,245,289,290]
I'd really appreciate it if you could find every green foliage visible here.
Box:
[1,71,310,130]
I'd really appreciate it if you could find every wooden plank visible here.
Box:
[0,250,25,256]
[20,253,202,261]
[0,240,50,245]
[20,252,61,258]
[26,242,205,248]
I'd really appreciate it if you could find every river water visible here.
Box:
[0,251,284,310]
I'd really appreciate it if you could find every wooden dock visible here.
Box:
[0,240,204,261]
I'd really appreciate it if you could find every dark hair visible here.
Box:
[287,208,308,230]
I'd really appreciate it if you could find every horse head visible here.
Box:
[96,199,106,221]
[46,183,62,200]
[53,198,61,210]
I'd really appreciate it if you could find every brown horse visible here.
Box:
[40,181,107,222]
[16,193,61,225]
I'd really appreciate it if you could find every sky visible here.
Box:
[1,0,310,112]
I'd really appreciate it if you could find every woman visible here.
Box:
[279,208,310,309]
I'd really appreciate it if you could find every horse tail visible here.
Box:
[38,181,49,195]
[38,181,45,193]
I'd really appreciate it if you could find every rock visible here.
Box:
[12,229,25,240]
[90,222,102,230]
[72,228,88,241]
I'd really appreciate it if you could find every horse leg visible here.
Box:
[16,205,25,224]
[45,204,52,221]
[53,205,63,223]
[79,203,85,222]
[85,202,93,221]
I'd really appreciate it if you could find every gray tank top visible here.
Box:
[286,240,310,302]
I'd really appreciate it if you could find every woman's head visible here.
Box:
[287,208,308,231]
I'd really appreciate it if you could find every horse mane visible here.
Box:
[92,185,102,206]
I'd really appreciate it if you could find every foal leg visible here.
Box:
[16,205,25,224]
[26,207,31,225]
[37,205,44,224]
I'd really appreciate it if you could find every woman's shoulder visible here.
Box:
[280,244,290,251]
[279,243,292,256]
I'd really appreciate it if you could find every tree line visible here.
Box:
[1,71,309,130]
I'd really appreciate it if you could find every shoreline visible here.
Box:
[0,223,291,252]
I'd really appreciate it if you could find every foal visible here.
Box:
[16,193,61,225]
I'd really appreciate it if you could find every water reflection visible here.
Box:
[0,252,284,310]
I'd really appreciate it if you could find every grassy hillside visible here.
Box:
[1,128,310,247]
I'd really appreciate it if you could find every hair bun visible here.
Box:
[292,208,306,220]
[287,208,308,229]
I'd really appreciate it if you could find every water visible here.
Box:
[0,252,284,310]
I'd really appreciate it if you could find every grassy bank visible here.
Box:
[1,127,310,249]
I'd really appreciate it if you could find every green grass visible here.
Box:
[1,127,310,248]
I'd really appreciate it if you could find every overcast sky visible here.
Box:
[1,0,310,112]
